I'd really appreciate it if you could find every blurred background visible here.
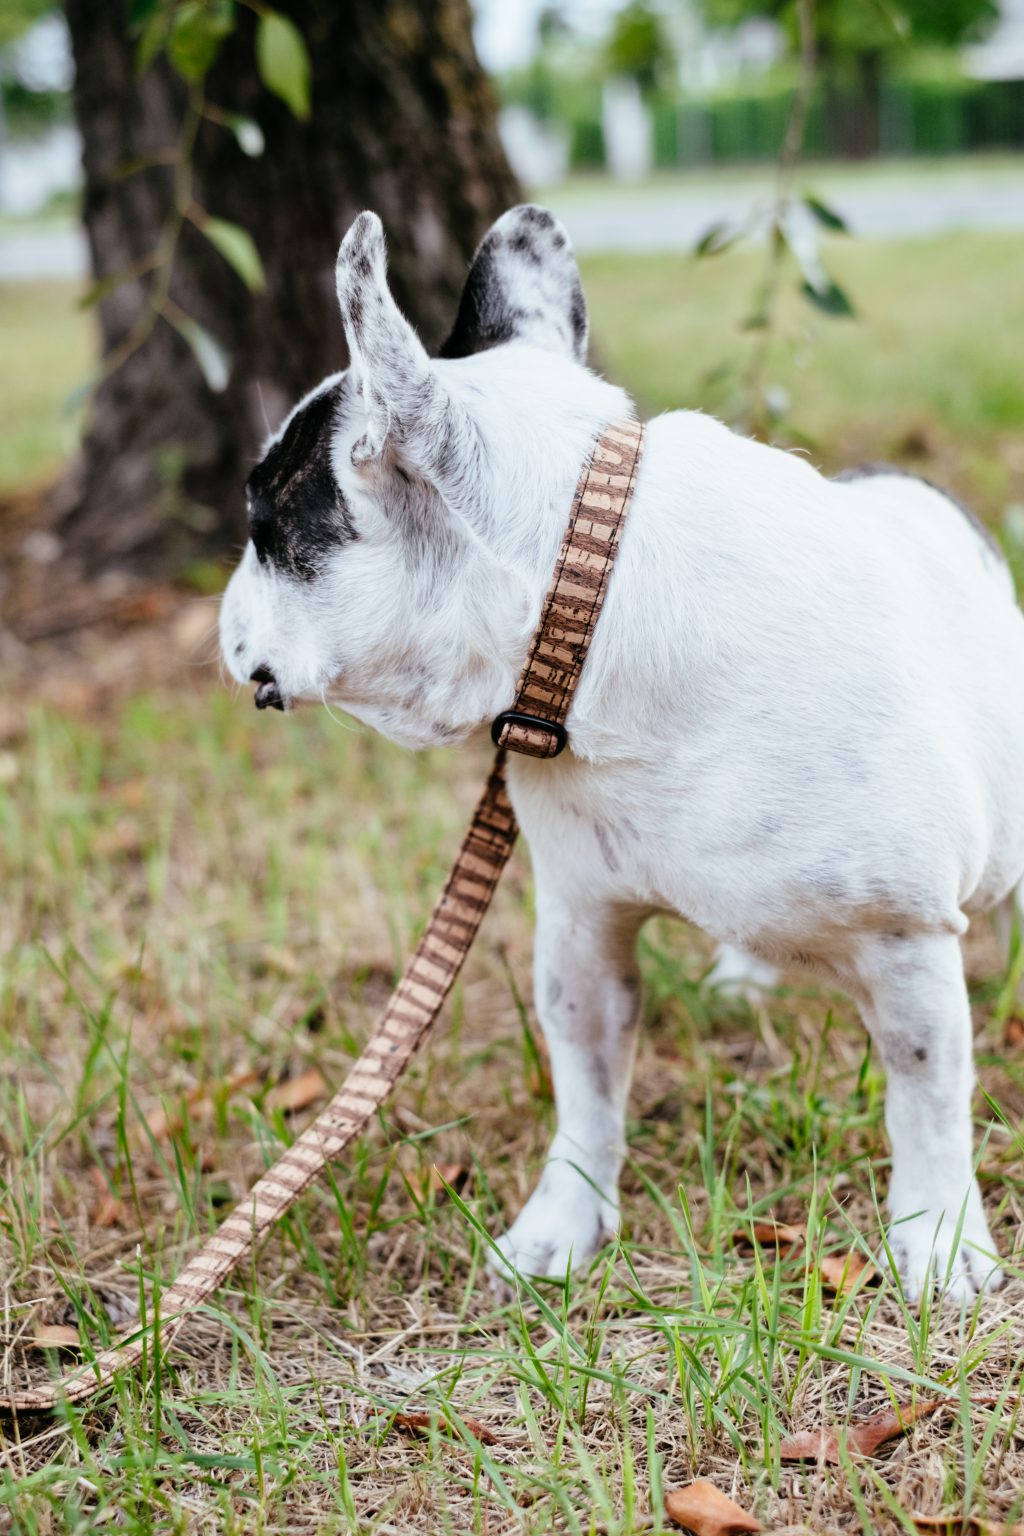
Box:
[0,0,1022,632]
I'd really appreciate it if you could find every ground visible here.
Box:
[1,228,1024,1534]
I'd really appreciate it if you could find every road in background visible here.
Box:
[1,158,1022,278]
[548,158,1024,252]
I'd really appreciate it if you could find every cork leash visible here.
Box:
[3,419,645,1415]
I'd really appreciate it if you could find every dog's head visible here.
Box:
[219,204,601,748]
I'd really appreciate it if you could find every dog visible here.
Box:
[220,204,1024,1303]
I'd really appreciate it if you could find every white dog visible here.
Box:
[220,205,1024,1303]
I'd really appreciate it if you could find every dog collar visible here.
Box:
[492,419,646,759]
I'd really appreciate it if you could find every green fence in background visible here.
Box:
[563,75,1024,169]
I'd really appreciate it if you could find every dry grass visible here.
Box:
[0,613,1022,1534]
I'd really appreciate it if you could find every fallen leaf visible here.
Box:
[145,1067,261,1139]
[735,1219,876,1296]
[88,1166,127,1228]
[384,1409,503,1446]
[778,1427,841,1464]
[665,1480,760,1535]
[265,1067,327,1113]
[32,1324,82,1350]
[819,1249,878,1296]
[734,1220,805,1250]
[780,1399,947,1463]
[848,1400,946,1455]
[429,1162,469,1200]
[1003,1015,1024,1050]
[915,1516,1024,1536]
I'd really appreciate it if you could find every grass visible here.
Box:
[0,664,1022,1532]
[0,283,93,493]
[2,230,1024,1530]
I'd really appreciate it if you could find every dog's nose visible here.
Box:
[250,665,285,712]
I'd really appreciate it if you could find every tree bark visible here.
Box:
[57,0,520,580]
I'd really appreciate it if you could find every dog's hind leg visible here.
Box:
[853,931,1003,1302]
[489,885,647,1285]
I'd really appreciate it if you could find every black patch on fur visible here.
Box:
[834,462,1002,560]
[440,207,587,363]
[440,242,525,358]
[246,382,356,581]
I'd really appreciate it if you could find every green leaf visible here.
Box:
[198,215,265,292]
[256,11,312,121]
[169,311,231,392]
[800,278,856,317]
[135,7,170,74]
[78,268,143,309]
[128,0,162,28]
[227,114,265,157]
[803,192,850,234]
[693,220,741,258]
[167,0,235,83]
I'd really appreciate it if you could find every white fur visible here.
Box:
[221,209,1024,1303]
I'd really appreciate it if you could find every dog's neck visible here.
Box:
[336,347,633,751]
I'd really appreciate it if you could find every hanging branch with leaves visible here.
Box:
[80,0,312,397]
[693,0,855,437]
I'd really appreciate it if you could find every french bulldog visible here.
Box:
[221,204,1024,1302]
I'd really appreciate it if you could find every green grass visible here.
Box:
[0,672,1022,1533]
[2,230,1024,1531]
[0,282,93,492]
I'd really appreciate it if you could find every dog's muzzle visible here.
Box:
[250,666,287,712]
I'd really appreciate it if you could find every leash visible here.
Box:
[3,419,645,1415]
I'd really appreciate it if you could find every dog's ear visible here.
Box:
[439,204,588,364]
[335,212,431,467]
[335,213,481,510]
[336,213,481,484]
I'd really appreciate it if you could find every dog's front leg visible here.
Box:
[490,884,646,1284]
[854,932,1003,1302]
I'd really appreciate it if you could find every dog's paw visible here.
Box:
[883,1193,1003,1304]
[487,1170,618,1296]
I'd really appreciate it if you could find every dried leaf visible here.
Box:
[820,1249,877,1296]
[778,1427,841,1464]
[32,1325,82,1351]
[88,1167,127,1229]
[735,1220,875,1295]
[429,1163,469,1200]
[780,1399,947,1463]
[146,1067,260,1140]
[848,1399,946,1455]
[266,1068,327,1114]
[734,1220,805,1251]
[1003,1015,1024,1049]
[665,1480,760,1534]
[914,1516,1024,1536]
[384,1409,503,1447]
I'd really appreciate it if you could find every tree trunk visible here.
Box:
[57,0,520,581]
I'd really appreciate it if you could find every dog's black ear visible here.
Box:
[439,205,587,363]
